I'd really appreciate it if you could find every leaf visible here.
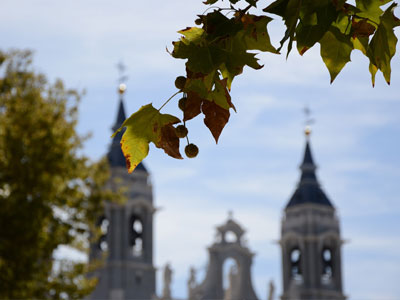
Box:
[352,36,369,54]
[367,3,400,85]
[203,11,243,41]
[113,104,182,173]
[172,42,215,74]
[351,19,376,38]
[184,91,203,121]
[202,100,230,143]
[369,62,378,86]
[178,27,204,44]
[264,0,302,56]
[319,26,353,83]
[203,0,218,4]
[245,0,258,6]
[356,0,392,24]
[158,125,182,159]
[296,1,339,55]
[240,15,279,53]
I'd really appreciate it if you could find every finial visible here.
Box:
[117,61,128,95]
[119,83,127,94]
[228,210,233,220]
[303,106,315,137]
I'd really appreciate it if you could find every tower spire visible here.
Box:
[107,63,146,171]
[286,110,332,208]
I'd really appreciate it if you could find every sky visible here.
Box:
[2,0,400,299]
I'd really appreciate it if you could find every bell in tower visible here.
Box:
[280,126,346,300]
[89,73,156,300]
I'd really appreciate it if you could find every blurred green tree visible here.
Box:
[0,50,113,299]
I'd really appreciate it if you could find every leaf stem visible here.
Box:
[158,91,181,111]
[202,6,233,15]
[237,3,253,19]
[354,15,379,26]
[184,120,190,144]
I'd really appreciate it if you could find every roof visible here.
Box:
[286,139,332,208]
[107,99,147,172]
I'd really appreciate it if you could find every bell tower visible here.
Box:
[280,127,346,300]
[189,214,259,300]
[89,76,156,300]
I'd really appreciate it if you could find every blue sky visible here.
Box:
[2,1,400,299]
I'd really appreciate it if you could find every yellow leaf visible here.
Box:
[113,104,182,173]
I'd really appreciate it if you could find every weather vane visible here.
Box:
[303,106,315,137]
[117,61,128,95]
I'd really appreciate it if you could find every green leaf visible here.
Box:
[296,1,339,55]
[178,27,204,44]
[352,36,369,54]
[203,11,243,41]
[113,104,182,173]
[367,3,400,85]
[356,0,392,24]
[369,62,378,86]
[264,0,302,56]
[185,77,209,98]
[203,0,218,4]
[172,42,215,74]
[245,0,258,6]
[319,26,353,83]
[240,15,279,53]
[209,77,236,111]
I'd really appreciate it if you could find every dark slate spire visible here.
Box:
[286,135,332,208]
[107,86,147,172]
[112,98,127,132]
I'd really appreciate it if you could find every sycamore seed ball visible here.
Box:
[195,18,202,25]
[178,97,187,111]
[185,143,199,158]
[175,125,188,138]
[175,76,186,90]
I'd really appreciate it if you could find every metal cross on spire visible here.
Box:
[303,106,315,137]
[117,61,128,95]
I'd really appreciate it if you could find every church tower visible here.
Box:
[280,128,346,300]
[89,82,156,300]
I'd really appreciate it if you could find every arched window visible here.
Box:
[321,247,333,283]
[97,216,109,251]
[290,247,302,281]
[225,230,237,243]
[129,214,144,257]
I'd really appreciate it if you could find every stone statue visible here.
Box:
[188,267,197,288]
[188,267,197,300]
[224,265,238,300]
[267,279,275,300]
[162,263,173,300]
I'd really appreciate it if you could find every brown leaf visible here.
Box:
[352,19,376,38]
[202,100,230,143]
[157,124,183,159]
[183,91,203,121]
